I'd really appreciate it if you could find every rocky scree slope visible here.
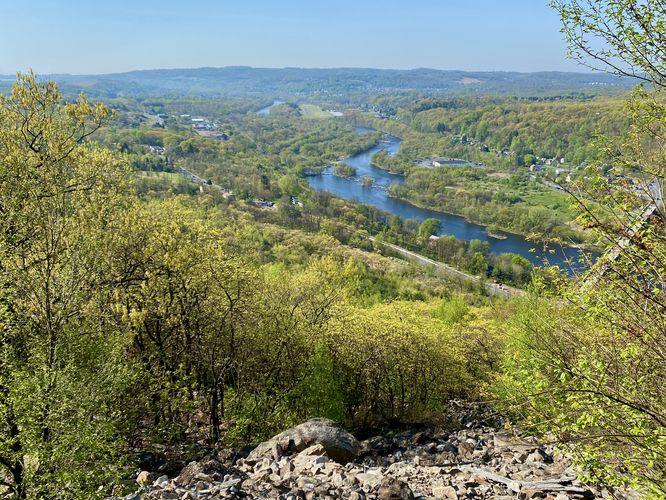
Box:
[114,405,639,500]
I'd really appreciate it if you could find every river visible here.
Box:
[256,100,285,115]
[307,127,591,270]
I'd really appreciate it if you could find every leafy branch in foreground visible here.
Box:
[551,0,666,87]
[501,1,666,496]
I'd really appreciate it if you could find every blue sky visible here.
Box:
[1,0,582,74]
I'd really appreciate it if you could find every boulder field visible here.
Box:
[115,405,639,500]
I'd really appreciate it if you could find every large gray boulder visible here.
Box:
[247,418,360,464]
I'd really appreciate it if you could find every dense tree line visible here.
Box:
[409,96,629,166]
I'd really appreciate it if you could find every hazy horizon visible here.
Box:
[1,0,582,75]
[1,65,608,78]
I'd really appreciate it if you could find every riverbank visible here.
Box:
[383,190,598,253]
[306,129,594,269]
[363,234,526,297]
[369,158,407,176]
[356,134,594,250]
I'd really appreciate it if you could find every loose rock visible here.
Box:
[114,406,640,500]
[248,418,360,464]
[135,470,153,487]
[378,477,414,499]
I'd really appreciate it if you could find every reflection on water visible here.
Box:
[307,127,592,270]
[256,100,285,115]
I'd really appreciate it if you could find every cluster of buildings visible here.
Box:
[529,156,567,171]
[253,199,275,208]
[190,118,216,131]
[179,115,229,140]
[452,134,476,146]
[360,106,397,120]
[454,136,511,158]
[528,157,575,182]
[414,156,483,168]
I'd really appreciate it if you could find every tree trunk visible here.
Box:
[210,386,220,443]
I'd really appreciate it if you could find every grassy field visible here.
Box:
[522,188,574,212]
[299,104,332,119]
[136,170,197,187]
[136,171,181,180]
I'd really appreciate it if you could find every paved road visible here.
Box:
[178,167,229,194]
[174,167,524,298]
[366,235,526,298]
